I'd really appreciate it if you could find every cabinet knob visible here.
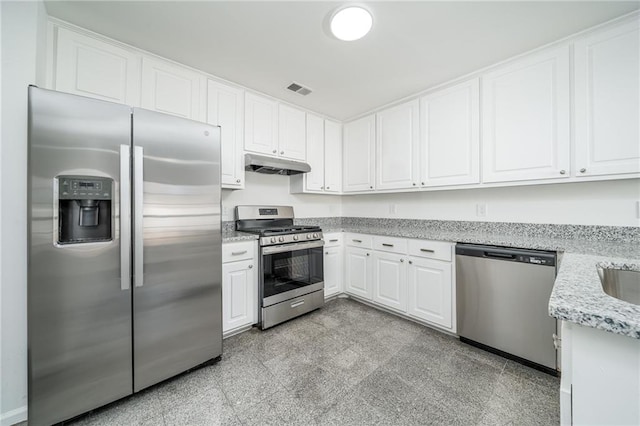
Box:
[366,253,370,256]
[421,182,425,186]
[412,183,416,186]
[321,186,324,189]
[236,179,241,183]
[272,149,277,154]
[559,170,566,175]
[400,258,404,262]
[369,186,373,189]
[580,168,586,173]
[280,151,284,155]
[326,252,329,255]
[409,260,413,265]
[248,265,253,269]
[326,186,330,190]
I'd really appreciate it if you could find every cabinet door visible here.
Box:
[407,258,452,329]
[244,93,278,155]
[278,104,306,161]
[372,252,407,313]
[376,100,420,190]
[574,19,640,177]
[324,246,343,298]
[324,120,343,193]
[420,79,480,187]
[482,46,570,182]
[344,247,372,300]
[305,113,325,191]
[222,259,255,333]
[343,115,376,192]
[207,80,244,188]
[55,27,141,105]
[141,57,205,121]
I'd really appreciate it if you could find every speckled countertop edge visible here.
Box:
[222,230,258,243]
[323,224,640,339]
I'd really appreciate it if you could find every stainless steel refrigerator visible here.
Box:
[27,87,222,426]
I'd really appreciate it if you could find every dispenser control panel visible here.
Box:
[58,176,112,200]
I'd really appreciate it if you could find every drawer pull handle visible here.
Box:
[291,300,305,308]
[420,248,435,253]
[232,250,248,255]
[382,243,394,247]
[353,239,362,243]
[248,265,253,269]
[329,239,339,242]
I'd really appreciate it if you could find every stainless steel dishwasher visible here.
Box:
[456,244,558,374]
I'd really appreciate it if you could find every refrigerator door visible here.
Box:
[28,87,133,426]
[132,108,222,391]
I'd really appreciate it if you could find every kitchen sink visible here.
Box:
[598,267,640,305]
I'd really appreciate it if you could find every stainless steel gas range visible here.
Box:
[235,206,324,329]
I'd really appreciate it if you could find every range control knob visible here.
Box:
[278,236,285,242]
[293,235,299,241]
[312,233,319,238]
[270,237,276,243]
[306,234,312,240]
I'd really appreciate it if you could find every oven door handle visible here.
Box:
[261,240,324,255]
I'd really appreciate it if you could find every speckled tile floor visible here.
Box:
[63,297,560,426]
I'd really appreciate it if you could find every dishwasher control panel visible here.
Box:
[518,255,554,266]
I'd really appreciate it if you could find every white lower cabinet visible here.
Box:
[407,257,453,329]
[323,233,343,298]
[222,241,257,335]
[344,246,372,300]
[372,252,407,313]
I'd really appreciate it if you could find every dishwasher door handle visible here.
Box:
[484,251,516,260]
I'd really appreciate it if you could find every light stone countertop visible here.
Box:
[322,224,640,339]
[222,230,259,243]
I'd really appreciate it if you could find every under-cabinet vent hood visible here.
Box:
[244,153,311,175]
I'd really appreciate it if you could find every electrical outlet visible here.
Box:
[476,203,487,217]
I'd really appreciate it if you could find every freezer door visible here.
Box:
[132,108,222,391]
[27,87,133,426]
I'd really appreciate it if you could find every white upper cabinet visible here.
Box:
[278,104,306,161]
[420,79,480,187]
[376,100,420,190]
[304,113,325,191]
[574,19,640,177]
[244,92,279,156]
[55,27,141,105]
[343,115,376,192]
[482,46,571,183]
[324,120,343,193]
[207,79,245,189]
[141,57,206,121]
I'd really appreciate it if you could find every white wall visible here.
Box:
[1,2,48,425]
[342,179,640,226]
[222,172,342,221]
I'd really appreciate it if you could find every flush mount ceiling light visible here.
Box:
[330,6,373,41]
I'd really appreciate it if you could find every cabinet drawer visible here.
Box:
[373,236,408,254]
[408,239,452,262]
[323,233,343,247]
[345,233,373,248]
[222,241,255,263]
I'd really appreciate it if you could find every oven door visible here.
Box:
[261,240,324,307]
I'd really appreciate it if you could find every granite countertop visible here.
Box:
[323,223,640,339]
[222,230,259,243]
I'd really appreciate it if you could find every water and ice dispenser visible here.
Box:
[57,176,113,244]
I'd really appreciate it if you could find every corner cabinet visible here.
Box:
[375,100,420,190]
[141,57,206,121]
[573,19,640,177]
[54,27,141,105]
[207,80,245,189]
[481,46,571,183]
[420,79,480,187]
[222,241,258,336]
[343,115,376,192]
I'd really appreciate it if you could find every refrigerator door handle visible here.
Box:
[120,145,131,291]
[134,146,144,287]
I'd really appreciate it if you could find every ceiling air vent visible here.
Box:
[286,82,312,96]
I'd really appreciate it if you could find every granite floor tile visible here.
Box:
[56,297,561,426]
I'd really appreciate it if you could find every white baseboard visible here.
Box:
[1,406,27,426]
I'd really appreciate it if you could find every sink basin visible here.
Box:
[598,267,640,305]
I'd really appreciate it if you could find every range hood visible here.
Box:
[244,153,311,175]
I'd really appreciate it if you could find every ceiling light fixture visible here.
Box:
[330,6,373,41]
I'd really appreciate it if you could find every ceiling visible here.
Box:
[45,1,640,121]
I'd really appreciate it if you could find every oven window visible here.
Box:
[262,246,323,299]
